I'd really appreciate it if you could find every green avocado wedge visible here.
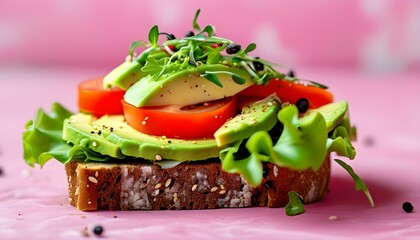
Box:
[124,64,254,107]
[63,114,222,162]
[301,100,348,132]
[62,114,124,159]
[103,60,145,90]
[214,95,280,147]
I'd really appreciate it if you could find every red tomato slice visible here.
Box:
[239,78,333,108]
[78,77,125,117]
[122,97,238,139]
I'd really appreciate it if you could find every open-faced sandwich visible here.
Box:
[23,10,373,215]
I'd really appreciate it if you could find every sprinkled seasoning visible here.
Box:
[92,142,97,147]
[262,165,270,178]
[273,166,279,177]
[402,202,414,213]
[295,98,309,113]
[253,57,264,71]
[0,167,3,176]
[173,193,179,202]
[93,225,104,236]
[210,186,218,192]
[226,43,241,54]
[287,70,295,78]
[155,154,162,161]
[154,183,162,189]
[166,33,176,40]
[81,227,89,237]
[88,176,98,184]
[165,178,172,188]
[191,184,198,192]
[184,30,195,37]
[264,180,273,189]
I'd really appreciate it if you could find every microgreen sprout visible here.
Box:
[335,159,374,207]
[126,9,287,86]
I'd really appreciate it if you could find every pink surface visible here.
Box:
[0,67,419,239]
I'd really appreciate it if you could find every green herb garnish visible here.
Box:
[148,25,159,46]
[123,9,284,85]
[335,159,375,207]
[285,191,305,216]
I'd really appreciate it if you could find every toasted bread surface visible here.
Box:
[65,157,330,211]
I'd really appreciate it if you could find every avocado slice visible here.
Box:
[214,95,280,147]
[63,114,124,158]
[124,65,254,107]
[301,100,348,132]
[96,115,222,161]
[63,114,222,162]
[103,60,145,90]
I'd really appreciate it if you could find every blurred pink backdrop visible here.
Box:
[1,0,420,72]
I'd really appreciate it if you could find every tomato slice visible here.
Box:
[78,77,125,116]
[239,78,333,108]
[122,97,238,139]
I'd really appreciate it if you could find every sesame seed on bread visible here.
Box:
[65,156,330,211]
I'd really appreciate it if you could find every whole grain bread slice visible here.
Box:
[65,156,330,211]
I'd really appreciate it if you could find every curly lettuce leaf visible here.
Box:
[220,105,329,185]
[327,126,356,159]
[338,112,357,141]
[220,139,267,187]
[23,103,110,167]
[271,105,328,171]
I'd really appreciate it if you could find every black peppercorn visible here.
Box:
[287,70,295,78]
[166,33,176,40]
[295,98,309,113]
[226,43,241,54]
[93,225,104,236]
[0,167,3,176]
[402,202,414,213]
[160,32,176,40]
[253,59,264,71]
[262,165,270,178]
[184,31,195,37]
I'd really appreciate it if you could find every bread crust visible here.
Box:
[65,156,330,211]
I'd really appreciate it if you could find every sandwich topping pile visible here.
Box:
[23,10,373,214]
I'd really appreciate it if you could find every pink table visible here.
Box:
[0,66,419,239]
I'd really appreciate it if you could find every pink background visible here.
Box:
[1,1,420,239]
[1,0,420,72]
